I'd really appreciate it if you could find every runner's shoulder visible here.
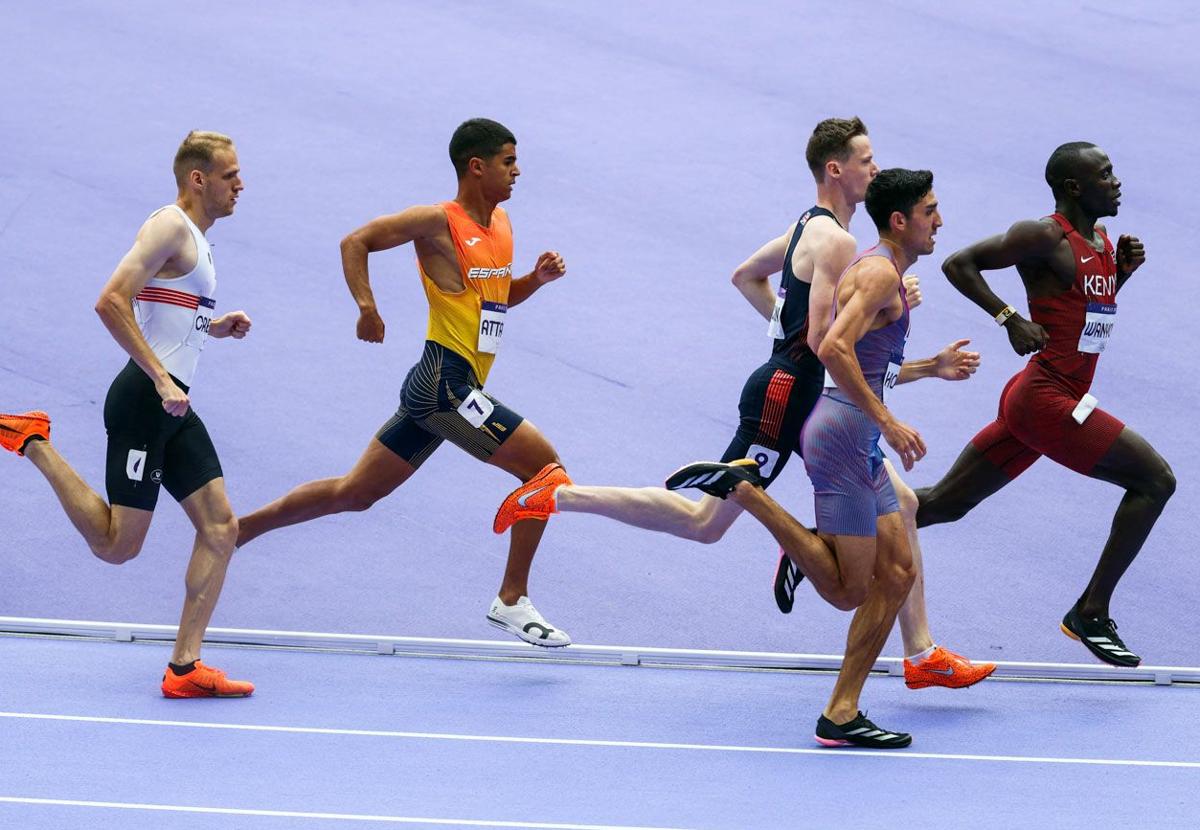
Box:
[804,214,855,251]
[851,252,901,288]
[389,203,454,242]
[990,216,1065,262]
[136,207,191,254]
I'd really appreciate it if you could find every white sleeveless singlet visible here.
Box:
[131,205,217,386]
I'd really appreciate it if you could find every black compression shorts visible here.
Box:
[104,360,223,511]
[720,359,824,487]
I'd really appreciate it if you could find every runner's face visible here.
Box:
[203,148,243,218]
[843,135,878,202]
[901,190,941,256]
[481,143,520,202]
[1075,148,1121,218]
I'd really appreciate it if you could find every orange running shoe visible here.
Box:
[0,410,50,456]
[904,646,996,690]
[493,463,573,534]
[161,660,255,698]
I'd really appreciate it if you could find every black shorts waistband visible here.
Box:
[118,358,190,394]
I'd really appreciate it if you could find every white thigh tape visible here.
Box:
[1071,393,1098,425]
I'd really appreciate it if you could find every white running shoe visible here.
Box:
[487,596,572,648]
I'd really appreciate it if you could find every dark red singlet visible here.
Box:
[970,214,1125,478]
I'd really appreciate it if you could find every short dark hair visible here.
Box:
[1045,141,1098,198]
[865,168,934,231]
[805,117,868,183]
[449,118,516,178]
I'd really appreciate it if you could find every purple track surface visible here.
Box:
[2,635,1198,829]
[3,2,1198,668]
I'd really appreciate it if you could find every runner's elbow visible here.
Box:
[730,265,759,289]
[340,232,368,255]
[941,253,970,285]
[816,338,844,366]
[94,293,123,324]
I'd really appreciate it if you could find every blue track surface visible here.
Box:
[2,636,1198,829]
[2,3,1197,666]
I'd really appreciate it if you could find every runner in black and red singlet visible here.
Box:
[913,142,1175,667]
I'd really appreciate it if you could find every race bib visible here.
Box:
[457,389,495,428]
[184,297,216,349]
[746,444,781,479]
[767,291,786,339]
[478,301,507,354]
[1078,302,1116,354]
[883,345,902,403]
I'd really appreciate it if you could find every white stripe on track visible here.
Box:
[1,711,1196,769]
[0,796,691,829]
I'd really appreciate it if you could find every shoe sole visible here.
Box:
[773,552,795,614]
[815,736,851,747]
[162,689,253,698]
[665,458,759,492]
[813,735,913,749]
[1060,622,1141,667]
[487,616,571,648]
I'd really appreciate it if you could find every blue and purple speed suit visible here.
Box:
[801,243,910,537]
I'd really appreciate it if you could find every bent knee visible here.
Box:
[91,537,144,564]
[838,584,870,611]
[687,520,729,545]
[1148,464,1177,503]
[833,573,873,610]
[888,558,918,594]
[200,515,239,554]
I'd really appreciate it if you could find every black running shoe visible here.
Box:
[1060,604,1141,667]
[773,548,805,614]
[815,711,912,748]
[664,459,763,499]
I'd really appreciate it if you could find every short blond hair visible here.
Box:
[173,130,234,188]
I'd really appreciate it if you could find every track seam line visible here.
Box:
[2,711,1197,769]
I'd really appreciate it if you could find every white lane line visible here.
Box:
[0,796,692,829]
[1,711,1197,770]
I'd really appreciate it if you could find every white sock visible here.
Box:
[907,644,936,662]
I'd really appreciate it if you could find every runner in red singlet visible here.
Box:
[913,142,1174,667]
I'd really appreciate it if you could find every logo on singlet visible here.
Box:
[1083,273,1116,296]
[465,237,482,247]
[467,265,512,279]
